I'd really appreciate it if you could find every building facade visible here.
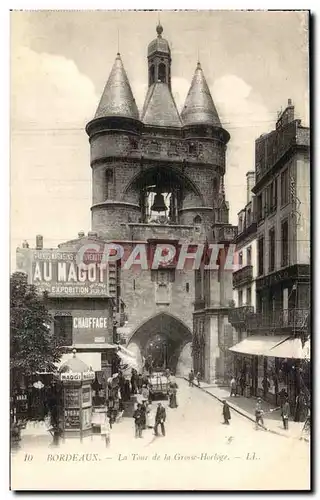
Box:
[16,233,121,380]
[85,24,237,382]
[229,171,257,336]
[229,99,310,406]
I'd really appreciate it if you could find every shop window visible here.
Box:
[269,228,275,272]
[54,315,73,345]
[247,246,252,266]
[281,168,289,206]
[258,237,264,276]
[281,220,289,267]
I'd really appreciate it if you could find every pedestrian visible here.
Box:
[239,373,246,396]
[154,402,166,437]
[168,381,178,408]
[196,372,201,387]
[294,392,306,422]
[230,376,237,397]
[279,388,288,409]
[262,376,270,398]
[137,373,143,393]
[222,400,231,425]
[133,403,144,438]
[188,370,194,387]
[131,369,137,394]
[281,398,290,430]
[255,398,264,429]
[141,384,150,403]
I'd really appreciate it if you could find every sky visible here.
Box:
[10,10,309,269]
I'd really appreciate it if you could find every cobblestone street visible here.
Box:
[11,378,310,490]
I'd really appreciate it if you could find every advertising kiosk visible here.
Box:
[57,349,95,441]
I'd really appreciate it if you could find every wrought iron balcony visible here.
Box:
[247,309,309,332]
[233,265,253,287]
[228,306,254,326]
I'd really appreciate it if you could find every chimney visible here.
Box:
[36,234,43,250]
[88,231,98,238]
[246,171,255,204]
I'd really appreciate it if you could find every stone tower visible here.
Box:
[86,25,236,382]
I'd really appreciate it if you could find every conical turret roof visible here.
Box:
[181,62,221,127]
[94,53,139,121]
[142,82,182,127]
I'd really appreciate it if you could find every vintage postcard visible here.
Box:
[10,9,310,491]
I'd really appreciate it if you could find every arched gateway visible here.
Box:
[128,313,192,376]
[85,24,236,383]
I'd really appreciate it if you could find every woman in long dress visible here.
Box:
[168,381,178,408]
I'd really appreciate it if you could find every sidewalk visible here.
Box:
[187,379,309,441]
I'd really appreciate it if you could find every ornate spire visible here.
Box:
[181,62,221,127]
[148,24,170,57]
[94,53,139,121]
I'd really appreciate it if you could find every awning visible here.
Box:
[229,335,290,356]
[55,352,102,371]
[118,345,136,359]
[67,343,117,351]
[269,337,310,360]
[117,351,139,370]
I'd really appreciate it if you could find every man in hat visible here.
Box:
[154,403,166,437]
[133,403,144,438]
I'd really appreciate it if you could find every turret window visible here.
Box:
[188,142,197,156]
[158,63,166,83]
[149,65,155,86]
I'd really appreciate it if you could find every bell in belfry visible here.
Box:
[151,191,167,212]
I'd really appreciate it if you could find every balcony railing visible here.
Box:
[247,309,309,331]
[228,306,254,326]
[233,265,253,287]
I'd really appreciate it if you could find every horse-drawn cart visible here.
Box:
[149,372,169,400]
